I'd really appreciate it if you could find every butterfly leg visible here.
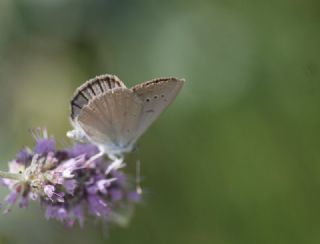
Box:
[105,155,125,175]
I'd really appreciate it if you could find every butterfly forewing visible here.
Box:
[131,77,185,141]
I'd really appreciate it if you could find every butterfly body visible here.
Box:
[68,74,184,159]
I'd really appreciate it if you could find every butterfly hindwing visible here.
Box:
[71,74,126,120]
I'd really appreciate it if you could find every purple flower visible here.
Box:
[45,205,57,219]
[64,180,77,195]
[19,196,29,208]
[0,128,141,228]
[16,147,31,164]
[5,192,19,206]
[67,143,99,158]
[34,138,55,155]
[128,191,142,203]
[72,204,84,227]
[56,207,68,221]
[88,195,109,217]
[110,189,123,202]
[97,179,116,194]
[44,185,55,198]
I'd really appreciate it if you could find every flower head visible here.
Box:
[0,128,141,227]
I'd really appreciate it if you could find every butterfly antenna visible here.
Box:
[136,159,143,195]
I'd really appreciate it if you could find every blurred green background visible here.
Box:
[0,0,320,243]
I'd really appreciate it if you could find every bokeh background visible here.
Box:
[0,0,319,243]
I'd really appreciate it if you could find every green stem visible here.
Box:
[0,171,24,181]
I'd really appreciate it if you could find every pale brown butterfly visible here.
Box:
[67,74,185,160]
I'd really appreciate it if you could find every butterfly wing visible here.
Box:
[71,74,126,120]
[70,74,144,155]
[130,77,185,142]
[69,75,184,156]
[76,88,143,152]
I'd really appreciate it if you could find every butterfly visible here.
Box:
[67,74,185,160]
